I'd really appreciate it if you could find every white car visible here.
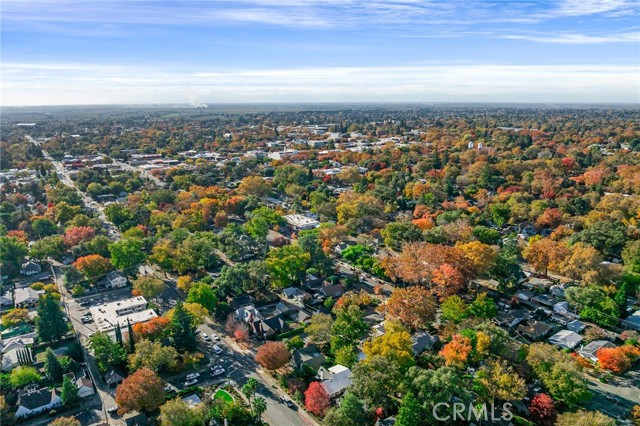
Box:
[185,373,200,380]
[211,368,225,376]
[202,334,211,342]
[213,345,223,355]
[211,333,220,341]
[184,379,198,387]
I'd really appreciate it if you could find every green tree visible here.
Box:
[440,295,468,324]
[556,410,615,426]
[132,276,167,299]
[323,392,367,426]
[32,218,58,237]
[60,376,80,406]
[333,345,358,368]
[489,203,511,226]
[109,238,146,270]
[44,348,63,382]
[186,282,218,313]
[351,355,403,411]
[265,245,311,289]
[252,396,267,422]
[89,332,127,373]
[395,392,422,426]
[0,236,28,277]
[381,221,423,251]
[35,294,68,342]
[9,366,40,388]
[306,313,333,349]
[331,305,368,353]
[30,235,66,261]
[622,239,640,274]
[169,302,197,352]
[468,293,497,319]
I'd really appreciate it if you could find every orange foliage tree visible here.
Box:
[255,341,290,371]
[439,334,473,368]
[597,345,640,374]
[63,226,96,247]
[115,367,165,415]
[383,286,437,331]
[132,317,171,341]
[73,254,112,280]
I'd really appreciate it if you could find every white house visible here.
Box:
[577,340,616,363]
[234,305,264,323]
[317,365,353,397]
[1,335,34,371]
[76,375,95,398]
[15,388,62,418]
[99,271,128,289]
[548,330,583,350]
[14,288,44,308]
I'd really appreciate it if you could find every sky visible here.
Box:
[1,0,639,105]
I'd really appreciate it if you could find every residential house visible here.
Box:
[411,332,439,355]
[532,294,556,307]
[496,310,528,328]
[517,320,552,341]
[289,309,312,324]
[181,394,202,408]
[303,274,324,289]
[104,368,125,388]
[317,365,353,398]
[76,374,95,398]
[15,388,62,418]
[98,271,128,289]
[1,335,35,371]
[14,287,44,308]
[319,284,344,299]
[334,241,356,255]
[548,330,583,350]
[20,260,41,276]
[553,301,576,317]
[234,305,264,323]
[0,291,13,307]
[229,294,256,310]
[293,345,326,370]
[257,316,290,339]
[283,287,309,303]
[567,319,586,334]
[273,302,290,316]
[123,412,150,426]
[514,290,534,302]
[578,340,615,363]
[621,310,640,331]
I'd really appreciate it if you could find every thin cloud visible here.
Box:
[2,62,638,105]
[501,31,640,44]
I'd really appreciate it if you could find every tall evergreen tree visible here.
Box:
[60,376,80,406]
[126,319,135,353]
[114,323,123,347]
[35,294,68,342]
[169,302,197,352]
[44,348,63,382]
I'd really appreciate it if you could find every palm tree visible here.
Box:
[252,396,267,423]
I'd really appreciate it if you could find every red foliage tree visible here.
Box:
[132,316,171,341]
[255,341,290,371]
[597,345,640,374]
[234,327,249,343]
[431,263,465,301]
[63,226,96,247]
[439,334,473,368]
[383,286,437,331]
[528,393,557,426]
[6,230,28,242]
[115,367,165,415]
[304,381,330,416]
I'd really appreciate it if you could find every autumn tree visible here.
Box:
[159,398,206,426]
[555,410,614,426]
[362,321,415,371]
[132,276,167,299]
[49,417,81,426]
[596,345,640,374]
[128,339,178,372]
[176,275,193,293]
[9,366,40,388]
[306,313,333,349]
[1,308,30,327]
[115,367,165,414]
[431,263,466,300]
[560,243,603,284]
[63,226,95,247]
[383,286,437,330]
[528,393,557,426]
[440,334,472,368]
[304,381,330,416]
[132,316,171,341]
[73,254,112,280]
[255,341,290,371]
[523,238,568,276]
[474,359,526,402]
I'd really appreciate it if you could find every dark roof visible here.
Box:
[18,388,56,410]
[123,412,149,426]
[229,294,256,310]
[518,321,552,339]
[293,345,326,369]
[261,316,290,334]
[104,368,125,385]
[320,284,344,298]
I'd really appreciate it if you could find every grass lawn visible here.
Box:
[213,389,234,404]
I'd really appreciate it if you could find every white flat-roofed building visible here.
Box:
[90,296,157,332]
[284,214,319,230]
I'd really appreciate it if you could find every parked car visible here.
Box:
[184,379,198,387]
[202,334,211,342]
[107,406,118,414]
[211,367,225,376]
[280,395,294,407]
[213,345,223,355]
[211,333,220,341]
[185,373,200,380]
